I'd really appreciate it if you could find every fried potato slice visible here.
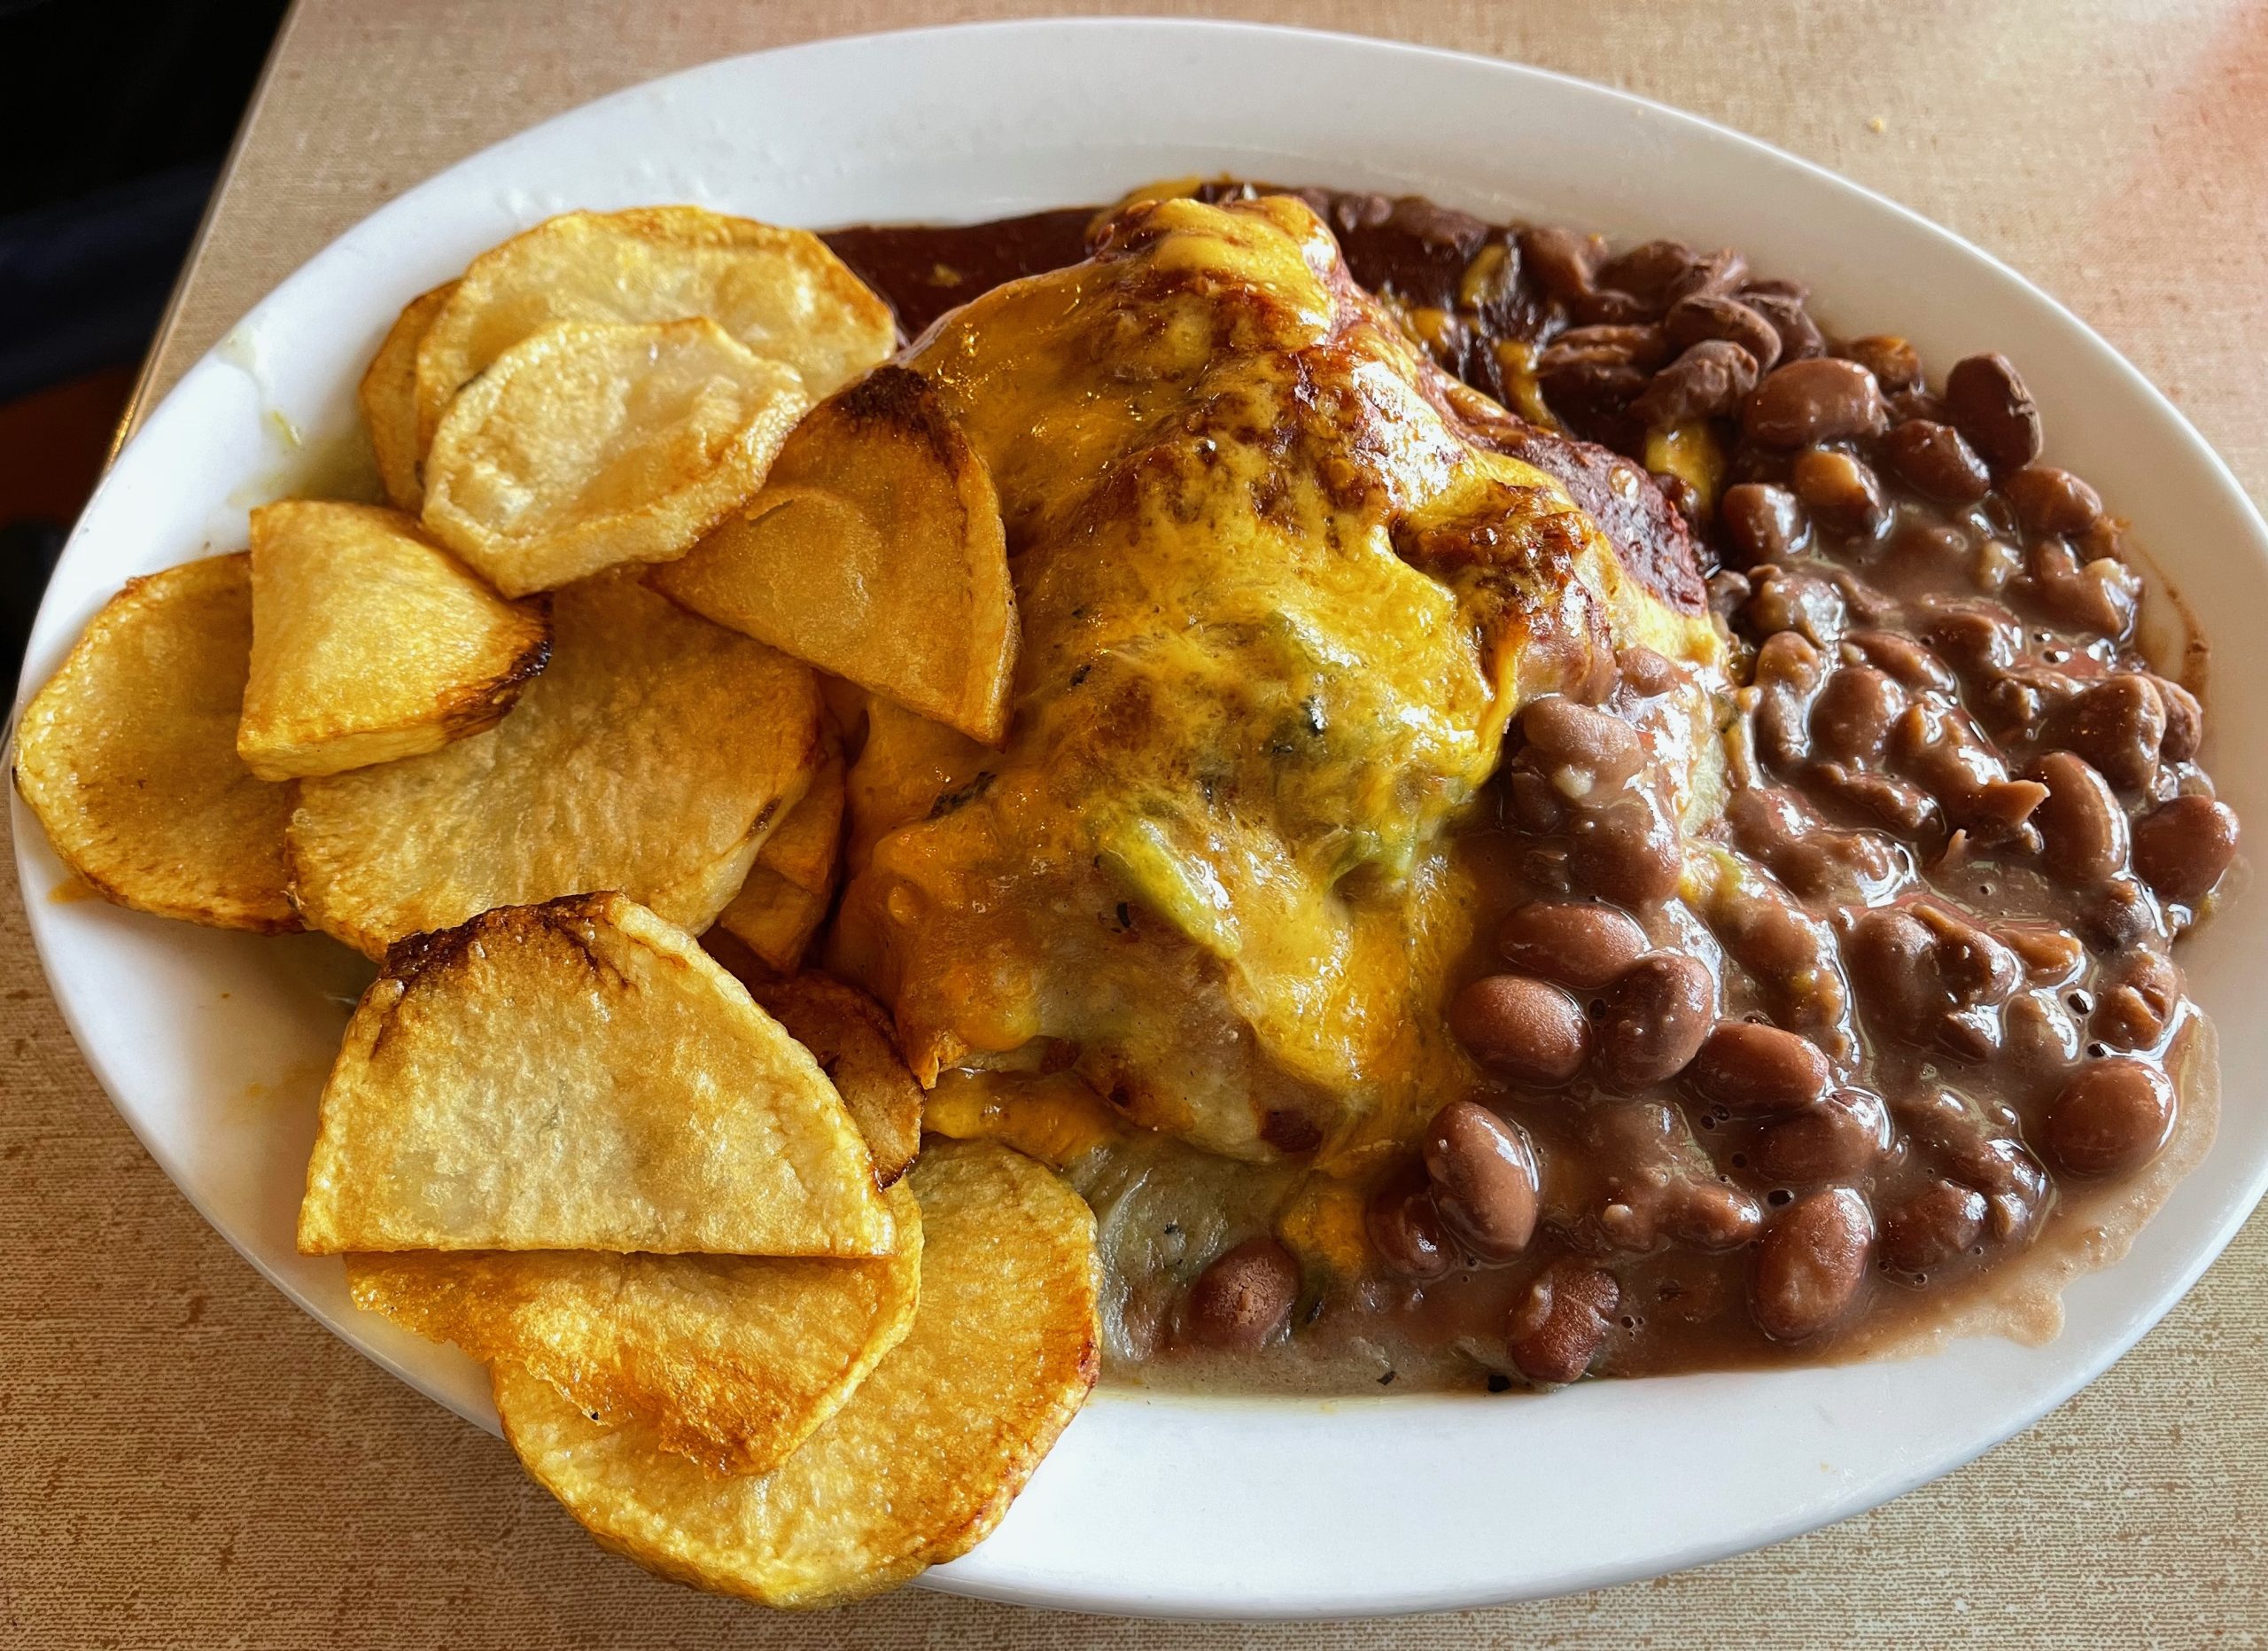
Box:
[412,206,894,455]
[238,502,548,780]
[714,868,830,974]
[361,281,456,511]
[346,1181,920,1476]
[298,892,893,1257]
[12,553,298,931]
[287,571,818,956]
[495,1139,1099,1608]
[715,728,843,970]
[738,971,921,1188]
[749,724,843,896]
[653,366,1017,745]
[422,319,808,596]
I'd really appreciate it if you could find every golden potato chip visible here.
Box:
[287,571,818,957]
[346,1181,920,1475]
[714,727,843,970]
[298,892,893,1258]
[750,723,843,896]
[422,318,808,596]
[238,502,548,780]
[412,206,894,455]
[654,366,1018,744]
[714,867,829,973]
[495,1140,1100,1608]
[738,971,921,1188]
[12,553,298,931]
[361,281,456,511]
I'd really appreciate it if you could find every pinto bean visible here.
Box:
[1879,1180,1989,1273]
[1421,1101,1542,1259]
[1687,1021,1833,1116]
[1665,248,1750,307]
[1845,628,1958,694]
[2062,675,2166,793]
[1521,697,1643,793]
[1504,764,1569,834]
[1666,1180,1767,1250]
[1958,1137,2052,1242]
[2000,923,2086,983]
[1918,600,2022,672]
[1507,1263,1621,1385]
[1518,226,1597,300]
[1723,785,1902,904]
[2132,795,2241,904]
[1496,901,1649,988]
[1569,795,1687,907]
[1814,763,1944,837]
[1751,1188,1874,1342]
[2080,876,2167,952]
[1449,974,1590,1084]
[1618,645,1680,698]
[1184,1238,1301,1351]
[1753,1087,1892,1182]
[1633,339,1761,425]
[1594,238,1696,304]
[1790,448,1890,538]
[2042,1059,2176,1177]
[1745,569,1848,649]
[2152,677,2203,763]
[1366,1174,1456,1281]
[1593,954,1717,1091]
[1744,357,1887,447]
[1845,908,1937,1041]
[1912,901,2023,1008]
[2034,751,2130,885]
[2089,949,2184,1051]
[1539,354,1649,414]
[1709,571,1755,625]
[1742,290,1825,362]
[1847,904,2018,1057]
[2001,986,2083,1074]
[1809,665,1906,762]
[1752,635,1825,770]
[1707,881,1857,1058]
[1568,290,1655,327]
[1543,323,1672,371]
[2005,465,2104,536]
[2032,543,2141,639]
[1665,293,1783,372]
[1944,352,2043,475]
[1720,482,1806,563]
[1880,419,1993,502]
[1840,334,1923,393]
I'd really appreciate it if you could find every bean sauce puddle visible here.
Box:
[821,185,2240,1394]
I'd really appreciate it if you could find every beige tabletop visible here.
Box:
[6,1,2267,1645]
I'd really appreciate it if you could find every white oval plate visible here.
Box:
[13,18,2268,1621]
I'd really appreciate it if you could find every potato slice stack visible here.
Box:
[316,893,1099,1604]
[12,204,1093,1608]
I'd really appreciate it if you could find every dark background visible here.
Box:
[1,0,289,676]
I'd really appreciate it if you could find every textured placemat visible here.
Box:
[6,1,2265,1644]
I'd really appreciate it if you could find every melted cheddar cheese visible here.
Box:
[833,196,1722,1163]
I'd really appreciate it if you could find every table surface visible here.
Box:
[7,1,2268,1645]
